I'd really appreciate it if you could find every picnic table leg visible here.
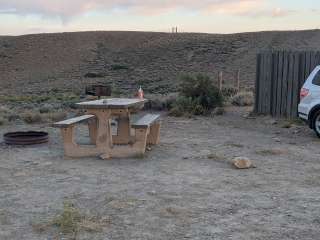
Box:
[147,122,161,145]
[87,109,113,159]
[60,126,105,158]
[134,128,149,154]
[113,111,131,144]
[88,118,98,144]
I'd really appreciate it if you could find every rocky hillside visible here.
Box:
[1,30,320,96]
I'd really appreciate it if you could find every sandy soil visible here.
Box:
[1,107,320,240]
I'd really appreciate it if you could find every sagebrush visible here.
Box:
[170,74,223,116]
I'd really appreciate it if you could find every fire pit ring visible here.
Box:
[3,131,49,145]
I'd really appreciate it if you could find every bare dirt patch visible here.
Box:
[0,106,320,239]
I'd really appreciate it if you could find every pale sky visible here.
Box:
[0,0,319,35]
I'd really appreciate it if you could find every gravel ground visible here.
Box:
[0,107,320,240]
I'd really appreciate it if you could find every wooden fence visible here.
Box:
[255,51,320,118]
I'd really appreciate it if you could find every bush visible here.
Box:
[45,111,67,122]
[169,96,204,117]
[21,111,43,124]
[231,91,254,106]
[0,116,6,126]
[84,72,105,78]
[52,202,82,234]
[111,64,129,71]
[170,74,223,116]
[211,107,225,116]
[221,86,238,98]
[144,94,178,111]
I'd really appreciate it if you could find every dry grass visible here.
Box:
[255,148,288,156]
[0,106,13,124]
[160,206,191,219]
[281,121,293,129]
[207,153,226,161]
[211,107,225,116]
[0,209,10,225]
[32,202,109,237]
[19,110,67,124]
[52,202,82,234]
[107,198,139,210]
[21,111,43,124]
[224,142,244,148]
[231,91,254,106]
[281,119,304,128]
[0,116,6,126]
[43,111,67,122]
[144,93,177,111]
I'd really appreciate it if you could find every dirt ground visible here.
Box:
[0,106,320,240]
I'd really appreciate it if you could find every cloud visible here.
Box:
[0,0,306,22]
[0,0,267,18]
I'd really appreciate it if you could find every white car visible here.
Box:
[298,65,320,137]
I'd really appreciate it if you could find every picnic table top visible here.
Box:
[75,98,148,109]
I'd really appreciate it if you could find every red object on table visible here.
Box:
[138,86,144,99]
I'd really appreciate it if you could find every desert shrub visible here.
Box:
[169,96,206,117]
[221,86,238,98]
[231,91,254,106]
[7,113,19,122]
[0,106,10,119]
[32,201,106,236]
[45,111,67,122]
[21,111,43,124]
[84,72,105,78]
[52,202,82,234]
[0,95,50,104]
[111,64,129,71]
[211,107,225,116]
[0,106,10,114]
[0,106,19,122]
[144,94,177,111]
[0,116,6,126]
[39,104,54,113]
[170,74,223,116]
[148,98,166,111]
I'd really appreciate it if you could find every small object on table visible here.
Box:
[138,86,144,99]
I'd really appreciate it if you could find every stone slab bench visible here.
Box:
[132,114,161,147]
[53,115,95,128]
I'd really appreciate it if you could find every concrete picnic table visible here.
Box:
[75,98,148,159]
[54,97,161,159]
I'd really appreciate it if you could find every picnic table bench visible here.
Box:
[53,98,161,159]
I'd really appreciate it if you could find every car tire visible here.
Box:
[312,110,320,138]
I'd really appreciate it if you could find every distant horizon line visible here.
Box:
[1,28,319,37]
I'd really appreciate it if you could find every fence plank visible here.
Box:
[310,52,317,72]
[305,51,311,80]
[276,51,284,118]
[286,53,294,118]
[291,52,300,118]
[258,53,265,113]
[281,52,289,117]
[255,54,261,113]
[315,52,320,68]
[271,52,279,117]
[299,52,307,90]
[265,52,273,114]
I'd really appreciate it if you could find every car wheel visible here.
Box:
[312,110,320,138]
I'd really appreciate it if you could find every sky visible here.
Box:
[0,0,319,35]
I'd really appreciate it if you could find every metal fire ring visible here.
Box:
[3,131,49,145]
